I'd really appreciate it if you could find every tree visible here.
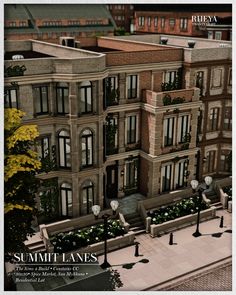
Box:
[4,108,41,255]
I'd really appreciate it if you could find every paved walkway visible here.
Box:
[98,209,232,291]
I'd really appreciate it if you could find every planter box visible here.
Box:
[55,231,136,261]
[149,207,216,238]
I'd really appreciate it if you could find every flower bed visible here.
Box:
[149,207,216,238]
[147,197,209,225]
[50,219,125,254]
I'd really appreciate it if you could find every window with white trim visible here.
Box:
[4,88,18,109]
[81,129,93,167]
[178,115,189,143]
[161,164,172,192]
[33,86,49,115]
[215,31,222,40]
[163,117,175,146]
[81,180,94,215]
[180,18,188,30]
[127,75,138,99]
[127,115,137,144]
[154,17,158,27]
[224,107,232,130]
[56,83,69,114]
[138,16,145,27]
[80,81,92,114]
[61,183,72,217]
[161,17,165,28]
[58,130,71,168]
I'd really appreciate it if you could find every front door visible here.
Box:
[106,165,118,199]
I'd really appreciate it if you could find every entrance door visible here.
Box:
[106,165,118,199]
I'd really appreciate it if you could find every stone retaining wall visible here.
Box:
[149,207,216,238]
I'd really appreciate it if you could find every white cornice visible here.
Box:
[140,148,200,163]
[107,61,183,74]
[141,101,202,114]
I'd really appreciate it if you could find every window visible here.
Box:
[208,31,213,39]
[164,117,175,146]
[205,151,216,173]
[81,180,94,215]
[224,107,232,130]
[4,88,18,108]
[228,68,232,86]
[81,129,93,167]
[176,161,187,188]
[127,115,137,144]
[161,17,165,28]
[215,31,222,40]
[138,16,145,27]
[80,81,92,113]
[196,71,204,96]
[209,108,219,131]
[60,183,72,217]
[127,75,138,99]
[165,71,177,83]
[154,17,158,27]
[161,164,172,192]
[9,22,16,27]
[33,86,48,115]
[147,17,151,27]
[212,68,222,88]
[169,18,175,28]
[220,150,231,172]
[19,21,27,27]
[180,18,188,30]
[178,115,189,143]
[37,137,50,160]
[58,130,71,168]
[56,83,69,114]
[125,158,138,188]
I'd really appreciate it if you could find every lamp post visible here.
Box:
[190,176,212,237]
[91,200,119,269]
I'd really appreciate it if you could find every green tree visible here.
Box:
[4,108,41,255]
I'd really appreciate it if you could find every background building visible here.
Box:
[106,4,134,33]
[133,4,232,40]
[4,4,116,43]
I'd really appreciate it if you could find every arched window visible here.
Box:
[80,81,92,113]
[58,130,71,168]
[81,129,93,167]
[81,180,94,215]
[56,82,69,114]
[60,183,72,217]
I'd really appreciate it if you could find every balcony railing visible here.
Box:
[145,87,200,108]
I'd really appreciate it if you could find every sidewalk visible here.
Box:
[98,209,232,291]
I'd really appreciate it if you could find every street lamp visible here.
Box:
[190,176,212,237]
[91,200,119,269]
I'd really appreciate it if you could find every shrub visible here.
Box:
[50,219,125,254]
[147,197,209,225]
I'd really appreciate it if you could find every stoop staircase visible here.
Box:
[124,212,145,235]
[205,190,222,210]
[24,232,46,253]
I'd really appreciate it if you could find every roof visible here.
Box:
[134,4,232,12]
[4,4,29,20]
[4,25,114,35]
[20,4,112,20]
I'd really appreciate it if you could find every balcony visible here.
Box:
[145,87,200,108]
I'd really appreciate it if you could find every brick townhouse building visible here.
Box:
[4,35,231,222]
[106,4,134,32]
[134,4,232,40]
[4,4,116,42]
